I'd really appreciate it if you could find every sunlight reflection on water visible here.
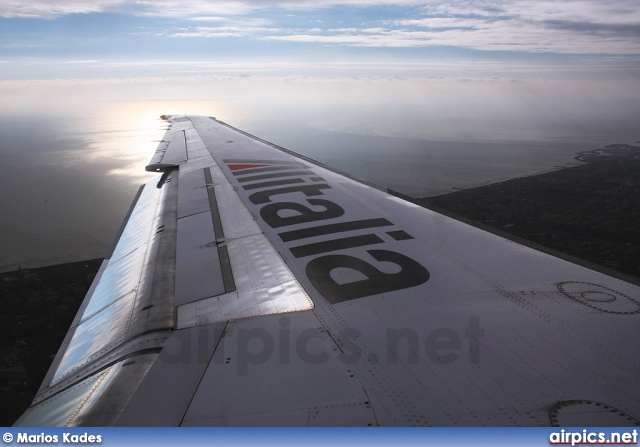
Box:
[1,78,638,270]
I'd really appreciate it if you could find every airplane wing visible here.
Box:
[15,115,640,427]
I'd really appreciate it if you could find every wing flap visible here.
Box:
[48,176,175,386]
[180,312,376,427]
[177,234,314,327]
[16,353,159,426]
[113,324,226,426]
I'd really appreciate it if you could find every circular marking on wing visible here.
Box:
[557,281,640,314]
[581,291,616,303]
[550,400,640,426]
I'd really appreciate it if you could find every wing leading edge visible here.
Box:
[16,115,640,427]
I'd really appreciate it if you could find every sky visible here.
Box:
[1,0,639,142]
[1,0,639,82]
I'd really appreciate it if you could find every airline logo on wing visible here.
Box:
[225,159,430,304]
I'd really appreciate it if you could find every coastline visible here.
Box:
[422,143,640,280]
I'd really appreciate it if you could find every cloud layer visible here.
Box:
[1,0,639,55]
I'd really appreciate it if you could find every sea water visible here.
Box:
[0,79,636,271]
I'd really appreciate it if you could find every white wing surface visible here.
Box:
[16,115,640,427]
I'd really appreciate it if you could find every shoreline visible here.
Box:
[422,144,640,280]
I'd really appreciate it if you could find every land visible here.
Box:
[0,259,102,426]
[421,143,640,280]
[2,142,640,425]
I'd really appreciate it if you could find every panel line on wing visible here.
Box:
[175,212,225,305]
[204,167,236,294]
